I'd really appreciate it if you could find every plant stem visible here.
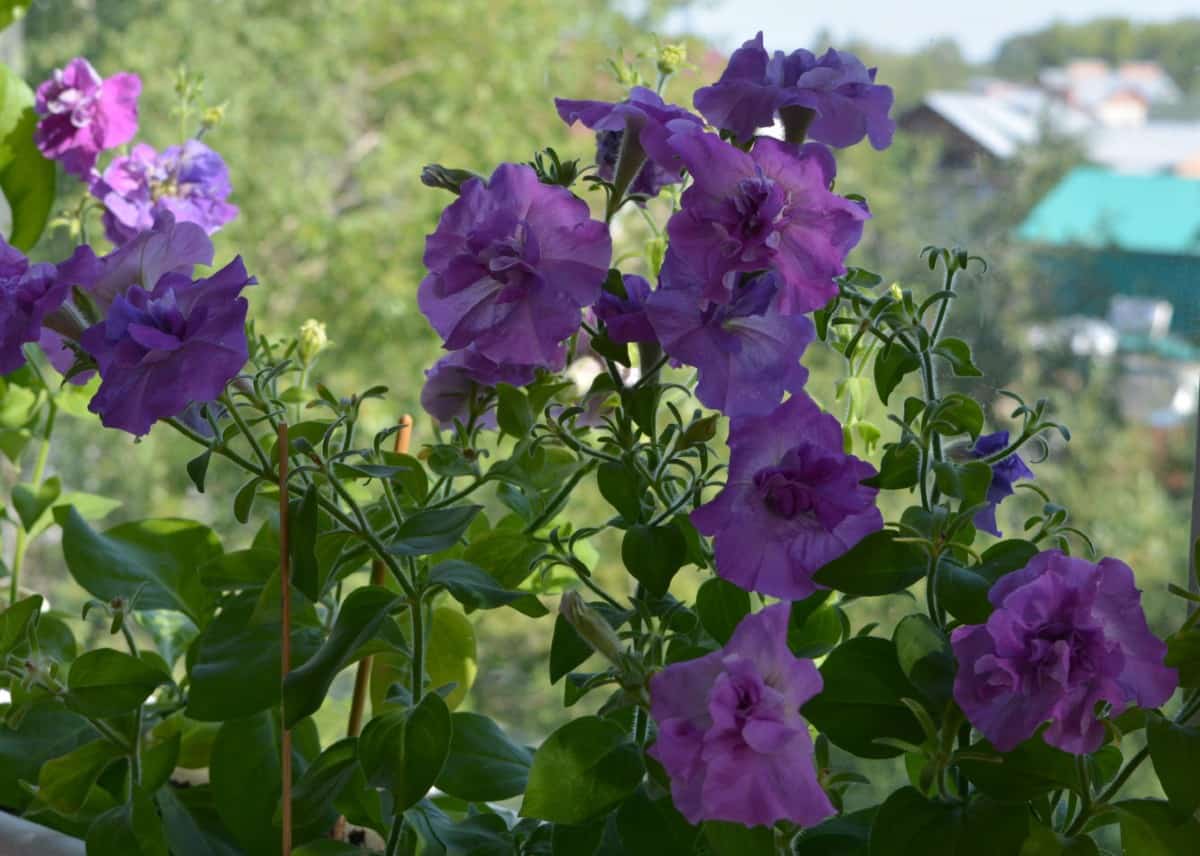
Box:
[385,817,405,856]
[409,593,425,701]
[9,397,56,606]
[925,550,945,630]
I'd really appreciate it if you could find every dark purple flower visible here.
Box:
[0,240,69,373]
[418,163,612,368]
[420,346,553,429]
[594,273,656,344]
[64,214,253,435]
[91,141,239,245]
[692,393,881,599]
[556,86,704,201]
[967,431,1035,537]
[665,133,867,314]
[647,253,812,418]
[648,603,834,827]
[952,551,1177,754]
[694,33,894,149]
[34,58,140,179]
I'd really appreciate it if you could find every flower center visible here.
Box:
[1025,621,1106,689]
[753,443,843,522]
[728,172,788,248]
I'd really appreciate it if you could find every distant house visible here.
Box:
[1040,58,1181,126]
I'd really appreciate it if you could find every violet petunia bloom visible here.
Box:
[91,141,239,245]
[420,346,554,429]
[419,163,612,368]
[0,240,69,373]
[952,551,1177,755]
[646,252,812,418]
[594,273,656,344]
[34,58,140,179]
[556,86,704,201]
[693,33,894,149]
[665,133,867,314]
[648,603,835,828]
[967,431,1035,537]
[692,393,882,599]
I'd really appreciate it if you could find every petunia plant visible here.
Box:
[0,27,1198,856]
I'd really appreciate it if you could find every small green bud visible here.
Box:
[889,282,903,302]
[201,103,227,131]
[656,42,688,77]
[297,319,329,365]
[559,591,625,666]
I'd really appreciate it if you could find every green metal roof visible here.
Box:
[1018,167,1200,256]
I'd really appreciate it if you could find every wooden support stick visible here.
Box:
[278,422,293,856]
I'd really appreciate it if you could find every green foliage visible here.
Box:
[0,62,55,250]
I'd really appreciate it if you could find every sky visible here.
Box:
[664,1,1200,61]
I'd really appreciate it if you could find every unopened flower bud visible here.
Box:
[297,319,329,365]
[888,283,903,302]
[656,43,687,77]
[560,590,624,665]
[420,164,481,195]
[201,103,226,131]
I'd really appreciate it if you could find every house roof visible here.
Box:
[1086,121,1200,174]
[913,90,1091,159]
[1018,167,1200,255]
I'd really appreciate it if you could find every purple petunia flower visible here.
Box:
[967,431,1035,537]
[648,603,835,828]
[692,393,882,599]
[418,163,612,368]
[952,551,1177,755]
[646,252,812,418]
[665,133,867,314]
[594,273,656,344]
[420,346,555,429]
[693,33,894,149]
[57,214,253,435]
[0,240,69,373]
[90,141,239,245]
[556,86,704,201]
[34,58,140,179]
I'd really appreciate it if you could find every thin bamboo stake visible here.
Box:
[278,421,293,856]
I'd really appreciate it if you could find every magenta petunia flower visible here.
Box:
[646,252,812,418]
[665,133,867,314]
[418,163,612,368]
[556,86,704,201]
[693,33,894,149]
[0,240,69,373]
[420,346,555,429]
[952,551,1177,755]
[692,393,882,599]
[593,273,656,344]
[34,58,140,179]
[91,141,239,245]
[58,214,253,436]
[648,603,835,828]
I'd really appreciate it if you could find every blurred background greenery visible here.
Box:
[7,2,1197,795]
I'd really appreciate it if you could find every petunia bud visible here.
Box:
[559,591,624,665]
[420,164,481,195]
[656,43,687,77]
[297,319,329,365]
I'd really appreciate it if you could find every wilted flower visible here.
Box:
[692,392,882,599]
[91,140,238,245]
[693,33,894,149]
[646,253,812,418]
[648,603,834,827]
[0,240,68,373]
[556,86,704,202]
[418,163,611,368]
[952,551,1177,754]
[420,346,555,430]
[665,133,867,314]
[593,273,656,344]
[966,431,1035,537]
[34,58,140,179]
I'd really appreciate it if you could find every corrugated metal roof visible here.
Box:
[1086,122,1200,174]
[918,90,1090,159]
[1018,166,1200,255]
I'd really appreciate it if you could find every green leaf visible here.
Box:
[56,507,220,627]
[1115,799,1200,856]
[1165,628,1200,688]
[1018,824,1099,855]
[695,577,750,646]
[0,3,31,31]
[186,450,212,493]
[435,711,533,802]
[793,808,875,855]
[86,787,169,856]
[36,738,122,816]
[461,526,543,588]
[156,786,245,856]
[703,821,774,855]
[865,443,920,490]
[210,712,293,855]
[549,604,625,684]
[893,614,955,708]
[289,485,321,601]
[597,461,645,522]
[812,531,927,597]
[283,585,403,726]
[0,703,96,810]
[420,605,477,709]
[233,478,259,523]
[957,737,1081,801]
[0,63,55,250]
[381,451,429,504]
[868,788,1029,855]
[802,637,925,759]
[267,420,332,460]
[496,383,535,437]
[288,738,359,831]
[1147,714,1200,816]
[12,476,61,532]
[520,715,644,824]
[430,559,545,615]
[199,548,278,591]
[387,505,482,556]
[0,593,41,656]
[788,596,845,659]
[616,786,700,856]
[936,540,1039,624]
[930,394,984,439]
[66,648,171,718]
[359,692,452,811]
[933,460,992,509]
[874,344,921,406]
[621,524,686,597]
[933,337,983,377]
